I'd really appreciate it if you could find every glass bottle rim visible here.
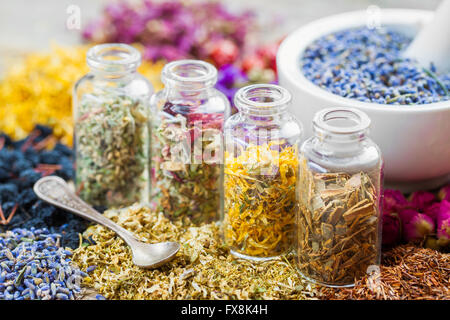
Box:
[161,59,218,89]
[234,84,292,114]
[313,108,371,136]
[87,43,141,72]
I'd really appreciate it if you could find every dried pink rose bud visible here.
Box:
[399,209,435,243]
[424,202,441,221]
[383,189,409,214]
[408,191,436,211]
[438,184,450,202]
[382,211,402,246]
[436,200,450,246]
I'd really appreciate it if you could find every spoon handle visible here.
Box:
[33,176,137,243]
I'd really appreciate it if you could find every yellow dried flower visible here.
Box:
[0,44,164,146]
[224,142,298,259]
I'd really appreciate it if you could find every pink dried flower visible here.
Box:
[408,191,436,211]
[435,200,450,245]
[82,0,256,63]
[399,209,435,243]
[383,189,409,214]
[382,211,402,246]
[438,184,450,202]
[424,201,441,221]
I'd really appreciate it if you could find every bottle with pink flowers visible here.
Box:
[296,107,383,287]
[149,60,230,224]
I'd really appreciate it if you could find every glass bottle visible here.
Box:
[73,43,153,208]
[296,107,383,287]
[150,60,230,224]
[223,84,303,261]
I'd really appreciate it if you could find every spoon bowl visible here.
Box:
[131,241,181,268]
[33,176,180,269]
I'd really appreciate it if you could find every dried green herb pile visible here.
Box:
[75,93,149,207]
[73,204,317,300]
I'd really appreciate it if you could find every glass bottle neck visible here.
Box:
[161,60,217,94]
[87,43,141,80]
[312,108,370,155]
[234,84,291,117]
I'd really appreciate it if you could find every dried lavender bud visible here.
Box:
[302,27,450,105]
[0,228,85,300]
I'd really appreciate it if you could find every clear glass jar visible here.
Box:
[296,108,383,287]
[149,60,230,224]
[73,43,153,208]
[223,84,303,261]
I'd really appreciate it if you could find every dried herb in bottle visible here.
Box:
[223,84,303,261]
[297,159,379,286]
[224,142,298,259]
[76,93,149,206]
[74,44,152,207]
[150,60,230,224]
[296,108,382,287]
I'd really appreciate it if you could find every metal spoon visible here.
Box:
[33,176,180,269]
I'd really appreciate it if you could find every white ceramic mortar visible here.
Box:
[277,9,450,192]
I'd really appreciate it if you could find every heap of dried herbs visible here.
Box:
[73,204,317,300]
[319,245,450,300]
[223,142,298,259]
[0,44,163,147]
[297,158,381,286]
[151,104,224,223]
[75,92,149,207]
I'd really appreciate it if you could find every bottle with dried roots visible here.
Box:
[223,84,303,261]
[73,43,153,207]
[296,107,382,287]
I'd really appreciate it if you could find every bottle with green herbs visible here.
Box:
[297,108,383,287]
[223,84,303,261]
[150,60,230,224]
[73,43,153,207]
